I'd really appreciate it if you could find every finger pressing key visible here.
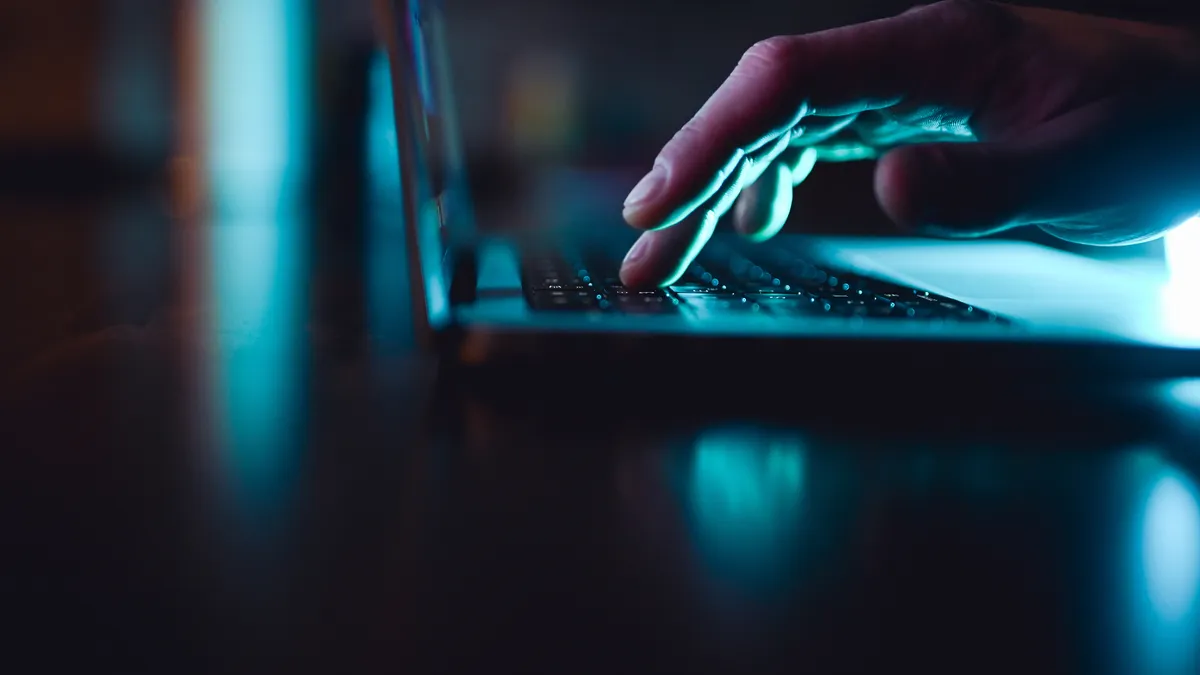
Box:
[620,132,794,288]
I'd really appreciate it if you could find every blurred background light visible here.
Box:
[1142,473,1200,622]
[200,0,311,515]
[204,0,310,216]
[1125,454,1200,675]
[366,50,415,353]
[685,429,808,585]
[1157,216,1200,342]
[1165,216,1200,287]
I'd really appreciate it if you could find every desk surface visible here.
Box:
[5,190,1200,675]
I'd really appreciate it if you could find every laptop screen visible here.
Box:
[376,0,474,336]
[405,0,474,235]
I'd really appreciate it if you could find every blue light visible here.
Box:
[1142,475,1200,622]
[203,0,309,216]
[686,430,807,582]
[367,51,401,187]
[1165,216,1200,288]
[365,50,414,354]
[201,0,310,515]
[1126,457,1200,674]
[1163,379,1200,414]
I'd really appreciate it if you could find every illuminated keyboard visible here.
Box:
[520,240,1007,323]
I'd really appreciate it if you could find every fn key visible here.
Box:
[529,290,604,311]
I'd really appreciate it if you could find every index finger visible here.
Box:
[621,0,1018,231]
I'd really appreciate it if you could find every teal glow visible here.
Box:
[814,144,877,162]
[1161,216,1200,341]
[790,146,819,184]
[417,201,450,326]
[212,221,291,341]
[212,222,305,496]
[366,50,414,352]
[385,4,451,331]
[1126,457,1200,674]
[743,146,818,243]
[663,209,720,287]
[1164,379,1200,415]
[1142,474,1200,622]
[1165,215,1200,288]
[367,51,401,187]
[744,163,795,243]
[203,0,309,511]
[686,430,807,581]
[658,149,746,231]
[204,0,309,215]
[1159,282,1200,341]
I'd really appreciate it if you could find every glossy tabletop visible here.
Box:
[5,187,1200,675]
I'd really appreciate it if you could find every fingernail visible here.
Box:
[622,236,650,266]
[623,165,666,213]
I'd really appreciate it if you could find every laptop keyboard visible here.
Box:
[521,240,1007,324]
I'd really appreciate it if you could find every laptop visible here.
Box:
[375,0,1200,381]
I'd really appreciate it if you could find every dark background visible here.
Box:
[3,0,1199,170]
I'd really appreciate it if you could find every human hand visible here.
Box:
[619,0,1200,288]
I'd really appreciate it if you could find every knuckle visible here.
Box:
[666,118,707,155]
[658,116,717,169]
[740,36,796,72]
[927,0,1013,34]
[930,0,991,18]
[902,0,1020,61]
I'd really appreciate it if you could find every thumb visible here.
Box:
[874,89,1200,242]
[873,141,1038,237]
